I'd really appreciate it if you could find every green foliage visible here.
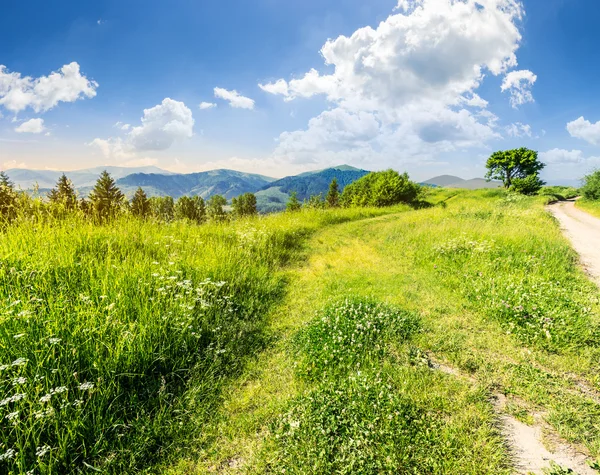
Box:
[485,148,545,188]
[47,174,77,210]
[175,195,206,223]
[207,195,227,222]
[88,171,125,220]
[542,462,575,474]
[341,169,420,207]
[581,170,600,201]
[509,173,545,195]
[294,299,420,381]
[326,178,340,208]
[286,192,301,212]
[232,193,257,217]
[149,196,175,222]
[538,186,579,201]
[0,172,18,222]
[130,187,150,218]
[304,193,325,209]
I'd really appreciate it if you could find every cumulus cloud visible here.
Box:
[214,87,255,109]
[505,122,532,138]
[540,149,586,164]
[260,0,527,168]
[90,98,194,164]
[501,70,537,108]
[199,101,217,110]
[128,98,194,151]
[566,116,600,145]
[0,62,98,113]
[14,118,45,134]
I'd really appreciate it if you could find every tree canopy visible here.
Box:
[326,179,340,208]
[341,170,420,207]
[89,171,125,219]
[485,148,545,189]
[48,174,77,210]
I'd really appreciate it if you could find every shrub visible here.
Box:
[509,173,545,195]
[538,186,579,201]
[149,196,175,222]
[207,195,228,222]
[232,193,257,217]
[581,170,600,201]
[130,187,150,218]
[0,172,18,222]
[175,195,206,223]
[341,170,420,207]
[295,298,420,381]
[286,192,301,212]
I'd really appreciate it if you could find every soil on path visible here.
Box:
[549,200,600,285]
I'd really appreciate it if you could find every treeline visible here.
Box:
[0,168,422,225]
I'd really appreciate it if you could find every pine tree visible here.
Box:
[232,193,257,217]
[286,191,302,212]
[326,178,340,208]
[48,174,77,210]
[0,171,17,222]
[131,187,150,218]
[89,171,125,220]
[175,195,206,223]
[207,195,227,222]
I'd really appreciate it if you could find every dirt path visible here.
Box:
[549,200,600,285]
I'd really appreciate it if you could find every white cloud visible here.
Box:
[128,98,194,151]
[501,70,537,108]
[88,137,135,160]
[214,87,255,109]
[505,122,532,138]
[0,62,98,113]
[14,118,45,134]
[261,0,526,168]
[566,116,600,145]
[114,121,131,131]
[541,149,585,164]
[199,101,217,110]
[3,160,27,170]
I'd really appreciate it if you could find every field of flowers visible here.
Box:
[0,206,396,474]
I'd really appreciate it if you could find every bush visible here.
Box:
[341,170,420,207]
[295,298,420,381]
[581,170,600,201]
[509,173,545,195]
[538,186,579,201]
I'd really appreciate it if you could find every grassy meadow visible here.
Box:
[577,198,600,218]
[2,188,600,474]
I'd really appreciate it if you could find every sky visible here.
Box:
[1,0,600,183]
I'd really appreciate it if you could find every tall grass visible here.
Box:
[0,206,396,474]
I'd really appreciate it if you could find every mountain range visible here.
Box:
[4,167,508,213]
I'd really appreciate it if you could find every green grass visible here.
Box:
[166,189,600,474]
[576,198,600,217]
[3,189,600,475]
[0,206,398,474]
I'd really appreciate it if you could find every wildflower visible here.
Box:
[78,382,94,391]
[12,377,26,385]
[0,448,16,461]
[39,394,51,403]
[6,411,19,421]
[48,338,61,344]
[0,364,8,371]
[11,357,28,367]
[13,333,25,339]
[36,445,50,458]
[0,393,26,406]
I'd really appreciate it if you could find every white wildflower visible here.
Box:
[0,448,16,461]
[36,445,50,458]
[78,382,94,391]
[12,377,26,385]
[11,357,28,367]
[48,338,61,344]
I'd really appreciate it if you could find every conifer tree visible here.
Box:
[89,171,125,219]
[326,178,340,208]
[175,195,206,223]
[207,195,228,221]
[131,187,150,218]
[286,191,301,212]
[48,174,77,210]
[0,172,17,221]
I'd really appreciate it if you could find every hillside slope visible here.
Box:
[256,166,370,212]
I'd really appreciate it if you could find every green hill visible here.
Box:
[256,166,370,212]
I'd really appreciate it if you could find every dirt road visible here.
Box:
[549,200,600,285]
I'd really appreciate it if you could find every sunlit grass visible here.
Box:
[576,198,600,218]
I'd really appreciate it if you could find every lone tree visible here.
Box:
[232,193,258,217]
[485,148,545,189]
[0,172,17,222]
[581,170,600,201]
[175,195,206,223]
[326,178,340,208]
[131,187,150,218]
[341,170,420,207]
[286,191,302,212]
[207,195,228,221]
[48,174,77,210]
[89,171,125,219]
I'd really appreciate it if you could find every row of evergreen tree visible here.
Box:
[0,170,345,224]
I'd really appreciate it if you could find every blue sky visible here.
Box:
[1,0,600,182]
